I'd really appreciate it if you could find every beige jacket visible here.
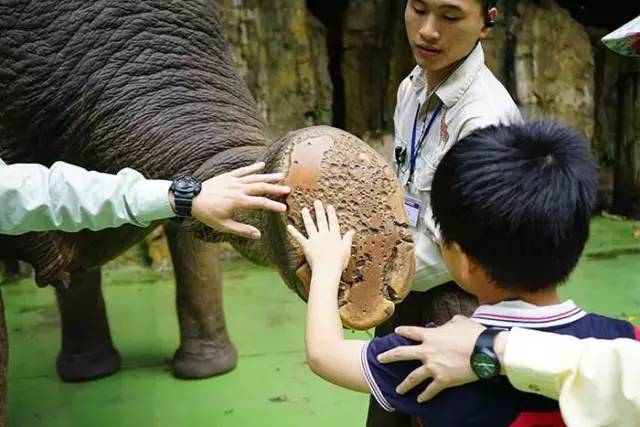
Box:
[393,42,522,291]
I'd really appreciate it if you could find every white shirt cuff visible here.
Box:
[129,179,174,224]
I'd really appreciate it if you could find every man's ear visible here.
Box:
[480,7,498,38]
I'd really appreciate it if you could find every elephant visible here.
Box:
[0,1,478,425]
[0,0,423,424]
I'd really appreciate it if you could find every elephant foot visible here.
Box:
[56,346,122,383]
[171,339,238,379]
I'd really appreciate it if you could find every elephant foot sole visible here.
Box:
[56,347,122,383]
[172,339,238,379]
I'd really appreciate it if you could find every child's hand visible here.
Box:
[287,200,355,274]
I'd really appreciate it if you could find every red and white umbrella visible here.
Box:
[602,15,640,57]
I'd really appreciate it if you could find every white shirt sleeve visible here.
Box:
[504,327,640,427]
[0,159,174,235]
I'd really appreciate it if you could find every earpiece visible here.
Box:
[485,16,495,28]
[483,1,497,28]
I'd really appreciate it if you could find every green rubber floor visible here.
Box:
[4,216,640,427]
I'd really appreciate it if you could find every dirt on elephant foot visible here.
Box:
[171,339,238,379]
[56,346,122,383]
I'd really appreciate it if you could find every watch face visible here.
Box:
[174,177,196,191]
[471,352,498,380]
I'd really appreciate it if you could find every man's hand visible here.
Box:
[287,200,355,274]
[190,162,290,240]
[376,315,487,402]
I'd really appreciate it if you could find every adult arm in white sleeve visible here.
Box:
[505,327,640,427]
[377,316,640,427]
[0,159,173,235]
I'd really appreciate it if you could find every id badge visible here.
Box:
[403,196,422,228]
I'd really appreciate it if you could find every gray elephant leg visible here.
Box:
[0,290,7,427]
[165,222,237,379]
[55,269,121,382]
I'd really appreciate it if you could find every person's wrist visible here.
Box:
[494,331,508,375]
[190,193,203,220]
[311,264,343,283]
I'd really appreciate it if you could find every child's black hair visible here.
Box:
[431,121,597,293]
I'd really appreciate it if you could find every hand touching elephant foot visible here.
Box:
[171,338,238,379]
[277,128,416,330]
[217,126,417,331]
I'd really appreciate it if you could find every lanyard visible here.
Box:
[409,102,443,183]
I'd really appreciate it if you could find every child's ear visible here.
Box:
[453,242,475,282]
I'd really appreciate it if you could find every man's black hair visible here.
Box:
[482,0,498,10]
[431,121,597,293]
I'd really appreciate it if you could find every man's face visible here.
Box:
[405,0,488,73]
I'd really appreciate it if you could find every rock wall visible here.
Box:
[216,0,333,139]
[510,0,595,141]
[340,0,408,138]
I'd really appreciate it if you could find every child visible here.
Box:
[287,121,640,427]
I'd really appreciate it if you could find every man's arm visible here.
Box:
[0,159,289,238]
[287,201,369,392]
[0,160,173,235]
[504,328,640,427]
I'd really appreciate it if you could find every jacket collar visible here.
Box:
[409,42,485,108]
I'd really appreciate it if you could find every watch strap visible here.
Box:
[474,327,503,354]
[471,327,504,381]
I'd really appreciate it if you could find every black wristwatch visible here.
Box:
[470,327,504,381]
[169,175,202,217]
